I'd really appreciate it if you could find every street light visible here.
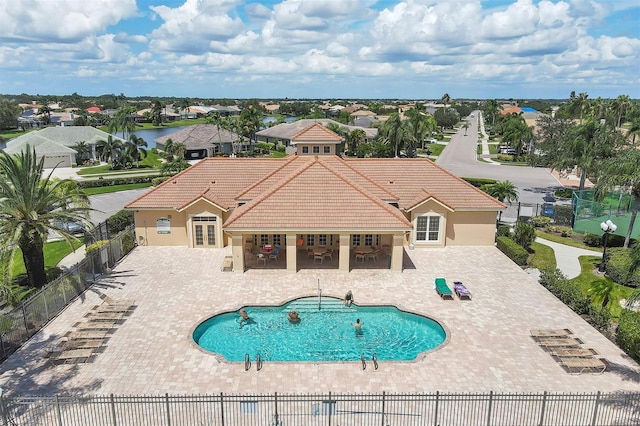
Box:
[599,219,617,273]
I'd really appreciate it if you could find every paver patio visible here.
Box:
[0,246,638,396]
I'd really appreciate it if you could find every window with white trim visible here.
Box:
[313,146,320,153]
[364,234,373,246]
[306,235,315,246]
[261,234,269,245]
[416,216,441,242]
[273,234,281,246]
[323,146,330,154]
[319,234,327,246]
[302,146,309,154]
[352,234,361,246]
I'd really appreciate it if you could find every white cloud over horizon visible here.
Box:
[0,0,638,99]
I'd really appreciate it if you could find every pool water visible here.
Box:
[193,297,446,362]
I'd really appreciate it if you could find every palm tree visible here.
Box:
[483,99,502,127]
[380,112,405,157]
[588,279,617,308]
[625,244,640,309]
[501,116,534,155]
[405,107,436,154]
[125,135,148,167]
[151,100,164,126]
[39,105,51,125]
[483,180,519,203]
[595,147,640,248]
[109,106,138,140]
[570,92,590,124]
[345,129,366,156]
[0,147,91,287]
[96,135,122,164]
[612,94,632,129]
[71,141,92,164]
[441,93,451,112]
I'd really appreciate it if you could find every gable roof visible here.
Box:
[154,124,240,149]
[126,156,504,231]
[290,123,343,144]
[5,126,122,156]
[256,119,377,141]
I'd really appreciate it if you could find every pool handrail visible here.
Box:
[256,353,263,371]
[372,353,378,370]
[244,353,251,371]
[360,353,366,370]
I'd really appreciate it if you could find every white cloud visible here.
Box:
[0,0,138,42]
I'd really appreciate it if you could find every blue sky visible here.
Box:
[0,0,638,99]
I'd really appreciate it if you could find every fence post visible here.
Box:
[110,393,117,426]
[21,303,29,333]
[433,391,439,426]
[0,387,9,426]
[55,395,63,426]
[327,391,331,426]
[590,391,601,426]
[165,393,171,426]
[43,289,49,321]
[538,391,547,426]
[219,392,225,426]
[486,391,493,426]
[380,391,386,426]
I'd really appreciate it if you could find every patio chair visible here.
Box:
[537,337,583,348]
[453,281,472,299]
[365,250,379,262]
[314,253,323,264]
[434,278,454,300]
[355,253,365,262]
[269,247,282,261]
[257,253,267,265]
[323,250,334,261]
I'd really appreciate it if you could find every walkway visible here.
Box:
[535,237,602,279]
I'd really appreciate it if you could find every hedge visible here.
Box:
[107,210,134,235]
[77,176,156,189]
[616,310,640,363]
[553,205,573,226]
[462,177,497,188]
[496,236,528,266]
[605,248,640,288]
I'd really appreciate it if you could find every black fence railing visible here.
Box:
[0,226,135,363]
[0,391,638,426]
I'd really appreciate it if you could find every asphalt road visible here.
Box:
[436,113,561,204]
[88,188,149,225]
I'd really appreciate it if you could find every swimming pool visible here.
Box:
[192,297,447,362]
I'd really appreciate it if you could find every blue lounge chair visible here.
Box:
[434,278,454,300]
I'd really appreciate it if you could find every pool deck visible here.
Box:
[1,245,638,396]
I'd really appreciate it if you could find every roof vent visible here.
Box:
[389,181,394,184]
[172,180,177,184]
[210,180,215,184]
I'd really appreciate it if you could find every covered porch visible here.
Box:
[231,232,405,272]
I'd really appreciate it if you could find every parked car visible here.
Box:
[53,220,85,234]
[541,203,555,217]
[498,146,516,155]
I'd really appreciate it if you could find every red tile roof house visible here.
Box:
[126,123,504,272]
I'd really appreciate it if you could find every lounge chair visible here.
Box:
[548,348,597,358]
[50,348,96,365]
[530,329,572,338]
[99,293,135,308]
[434,278,454,300]
[453,281,471,299]
[558,357,607,374]
[537,337,583,348]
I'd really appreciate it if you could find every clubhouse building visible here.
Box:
[126,123,504,272]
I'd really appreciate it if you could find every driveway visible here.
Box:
[1,246,637,396]
[436,114,562,204]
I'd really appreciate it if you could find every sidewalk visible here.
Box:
[57,245,87,270]
[534,237,601,279]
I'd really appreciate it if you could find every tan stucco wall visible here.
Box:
[410,201,497,247]
[132,200,227,247]
[445,211,497,246]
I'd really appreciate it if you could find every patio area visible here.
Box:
[0,245,638,396]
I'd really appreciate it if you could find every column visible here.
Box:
[390,234,404,271]
[339,234,351,271]
[286,233,297,272]
[231,234,244,272]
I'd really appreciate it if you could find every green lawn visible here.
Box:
[570,256,635,319]
[536,230,602,252]
[82,182,154,195]
[77,151,162,175]
[11,238,84,277]
[529,241,556,270]
[428,143,446,156]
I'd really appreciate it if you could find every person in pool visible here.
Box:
[352,318,364,335]
[288,310,300,323]
[239,308,249,321]
[344,290,353,307]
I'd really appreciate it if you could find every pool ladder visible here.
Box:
[244,353,263,371]
[360,353,379,371]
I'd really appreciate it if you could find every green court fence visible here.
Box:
[572,190,639,239]
[0,391,638,426]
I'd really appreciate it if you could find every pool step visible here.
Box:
[287,297,354,313]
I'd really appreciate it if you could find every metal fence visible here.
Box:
[0,226,136,363]
[500,202,572,227]
[0,391,638,426]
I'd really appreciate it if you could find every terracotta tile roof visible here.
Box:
[126,156,504,228]
[291,123,343,143]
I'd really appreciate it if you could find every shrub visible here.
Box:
[583,233,601,247]
[86,240,109,254]
[605,248,640,288]
[496,236,528,266]
[554,188,573,199]
[496,225,511,238]
[616,310,640,363]
[530,216,551,228]
[607,234,634,248]
[152,176,172,186]
[77,176,155,189]
[539,268,567,297]
[121,231,136,253]
[548,225,573,238]
[538,268,590,315]
[587,304,612,335]
[553,205,573,226]
[462,177,497,188]
[107,210,134,235]
[514,222,536,249]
